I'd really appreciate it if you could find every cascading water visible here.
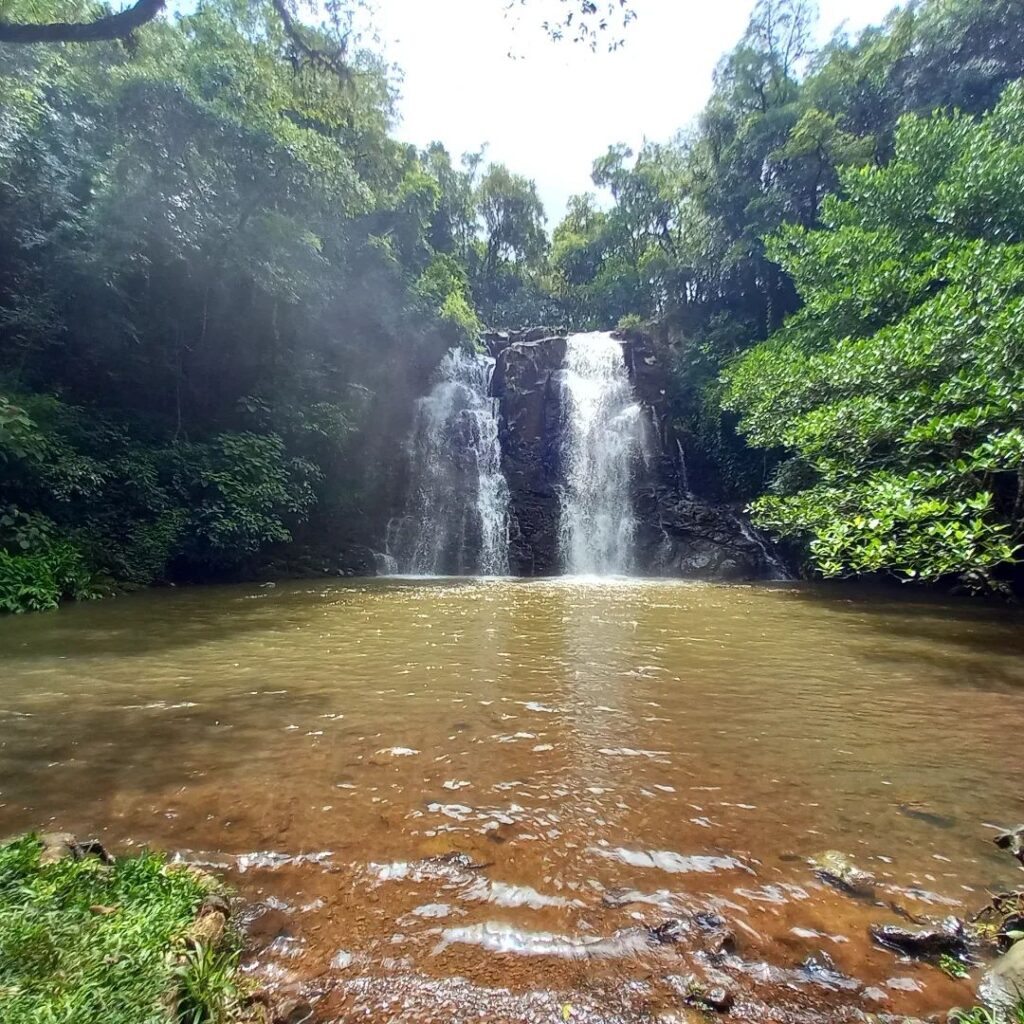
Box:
[729,511,794,581]
[387,349,509,575]
[558,332,645,575]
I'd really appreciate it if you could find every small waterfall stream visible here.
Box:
[387,349,509,575]
[558,332,644,575]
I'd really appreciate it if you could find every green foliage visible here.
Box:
[173,943,243,1024]
[416,254,482,342]
[0,834,239,1024]
[938,953,970,979]
[725,83,1024,589]
[0,382,325,605]
[0,0,520,609]
[548,0,1024,503]
[4,0,1023,599]
[0,396,37,461]
[174,432,318,563]
[471,161,557,327]
[950,1003,1024,1024]
[476,162,547,272]
[0,541,101,613]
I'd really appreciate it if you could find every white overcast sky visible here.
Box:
[362,0,901,221]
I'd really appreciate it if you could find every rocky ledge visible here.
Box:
[486,328,788,581]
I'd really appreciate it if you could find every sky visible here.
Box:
[363,0,902,222]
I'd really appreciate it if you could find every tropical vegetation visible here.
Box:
[2,0,1024,605]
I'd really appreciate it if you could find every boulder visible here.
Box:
[38,831,79,865]
[632,487,773,581]
[37,831,114,866]
[979,939,1024,1014]
[185,909,227,950]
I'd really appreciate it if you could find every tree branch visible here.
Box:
[270,0,349,82]
[0,0,165,44]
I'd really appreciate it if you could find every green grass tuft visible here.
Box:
[0,834,242,1024]
[951,1001,1024,1023]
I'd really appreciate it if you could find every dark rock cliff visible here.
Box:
[485,328,788,581]
[489,333,567,575]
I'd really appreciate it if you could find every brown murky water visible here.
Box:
[1,577,1023,1022]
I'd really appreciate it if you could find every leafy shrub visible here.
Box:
[724,83,1024,590]
[0,541,102,614]
[173,432,319,570]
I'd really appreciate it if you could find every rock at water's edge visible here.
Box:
[979,939,1024,1013]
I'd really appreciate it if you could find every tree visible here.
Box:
[0,0,638,48]
[0,0,164,44]
[0,0,478,609]
[549,0,1024,505]
[470,163,557,327]
[723,83,1024,590]
[476,163,547,273]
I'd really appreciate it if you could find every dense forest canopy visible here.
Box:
[1,0,1023,610]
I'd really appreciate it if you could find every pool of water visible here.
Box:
[1,577,1022,1022]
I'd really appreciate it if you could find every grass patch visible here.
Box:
[952,1006,1024,1024]
[0,833,243,1024]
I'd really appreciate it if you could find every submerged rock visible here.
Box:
[897,802,957,830]
[795,952,862,992]
[430,851,489,871]
[703,986,735,1012]
[870,916,967,959]
[669,973,736,1014]
[690,911,735,956]
[810,850,876,897]
[273,994,314,1024]
[649,918,688,944]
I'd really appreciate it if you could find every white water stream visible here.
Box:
[387,349,509,575]
[558,332,644,575]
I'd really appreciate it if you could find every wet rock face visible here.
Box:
[632,486,770,581]
[492,335,568,575]
[491,330,785,580]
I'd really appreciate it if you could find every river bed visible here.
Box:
[1,578,1023,1022]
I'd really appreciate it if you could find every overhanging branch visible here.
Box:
[270,0,349,81]
[0,0,165,44]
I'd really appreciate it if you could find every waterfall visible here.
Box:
[676,438,692,496]
[558,332,644,575]
[729,511,794,582]
[387,349,510,575]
